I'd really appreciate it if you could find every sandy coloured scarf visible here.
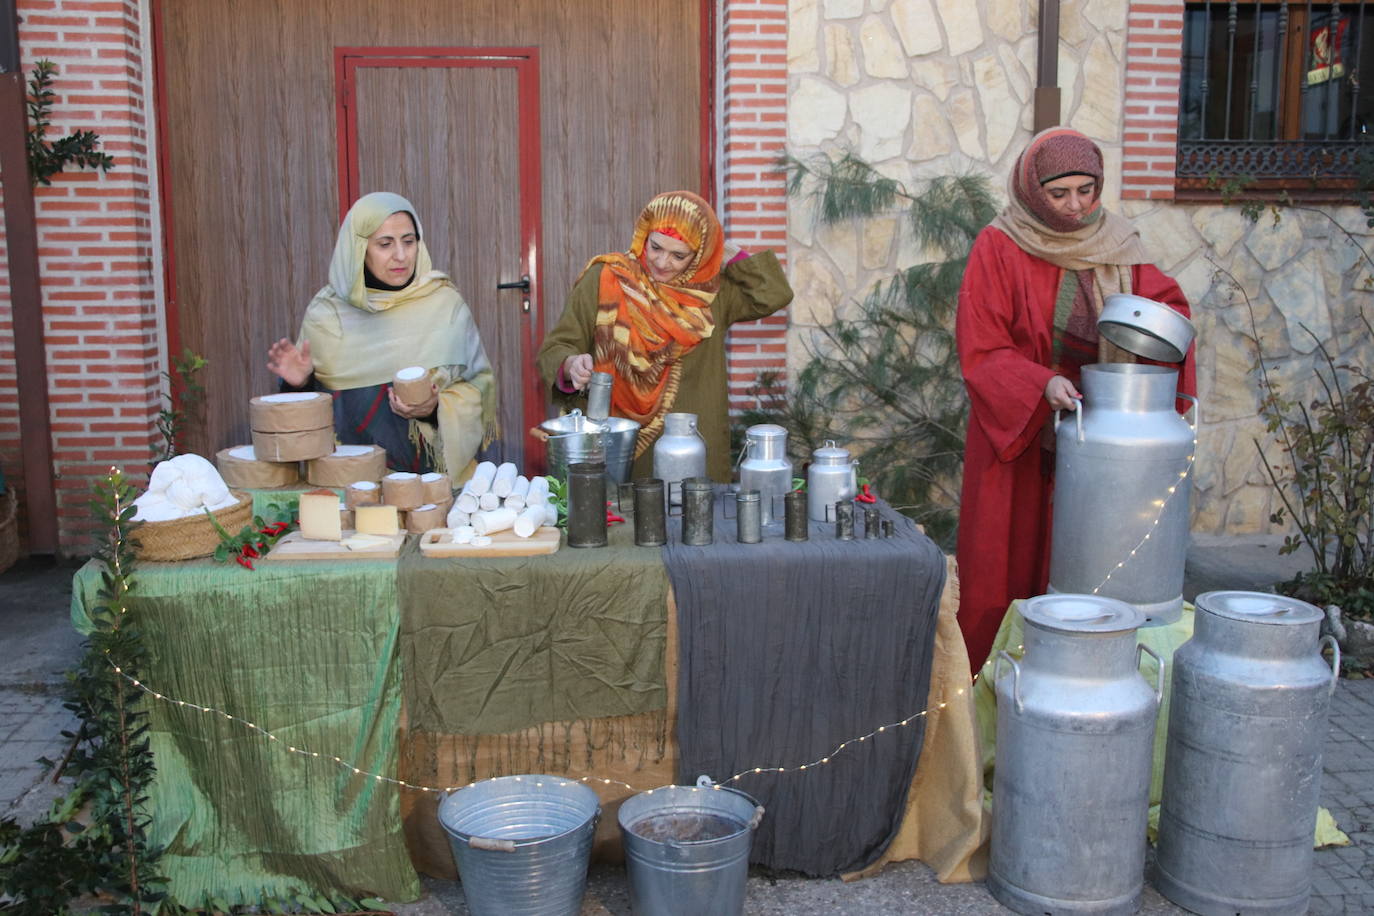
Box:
[990,128,1149,371]
[579,190,724,456]
[299,191,497,478]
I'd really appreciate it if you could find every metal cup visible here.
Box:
[567,461,607,548]
[784,490,808,542]
[864,506,881,539]
[736,490,762,544]
[681,478,714,546]
[834,500,855,541]
[632,478,667,547]
[586,371,614,421]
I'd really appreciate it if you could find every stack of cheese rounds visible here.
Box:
[250,392,334,461]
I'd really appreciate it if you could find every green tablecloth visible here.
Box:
[71,552,420,906]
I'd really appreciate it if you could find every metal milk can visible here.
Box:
[1048,363,1198,625]
[989,594,1164,916]
[1153,591,1339,916]
[653,412,707,503]
[738,424,791,528]
[806,440,857,522]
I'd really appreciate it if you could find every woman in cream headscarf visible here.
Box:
[536,190,792,481]
[953,128,1196,671]
[267,191,496,480]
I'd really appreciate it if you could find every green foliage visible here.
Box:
[26,60,116,187]
[544,475,568,527]
[752,154,996,546]
[207,507,295,570]
[153,350,209,464]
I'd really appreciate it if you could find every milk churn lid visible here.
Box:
[811,440,851,465]
[1194,590,1323,626]
[1021,594,1144,634]
[747,424,787,442]
[1098,293,1196,364]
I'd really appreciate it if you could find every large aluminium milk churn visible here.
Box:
[989,594,1164,916]
[1153,591,1339,916]
[806,440,857,522]
[738,424,792,528]
[1048,363,1197,625]
[653,412,707,502]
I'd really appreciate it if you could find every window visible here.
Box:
[1177,1,1374,189]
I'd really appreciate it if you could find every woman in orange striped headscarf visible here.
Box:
[538,191,792,480]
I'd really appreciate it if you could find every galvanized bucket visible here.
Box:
[618,784,764,916]
[540,409,640,485]
[437,775,601,916]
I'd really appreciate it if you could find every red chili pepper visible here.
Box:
[606,509,626,525]
[235,554,255,570]
[856,483,877,504]
[241,544,260,559]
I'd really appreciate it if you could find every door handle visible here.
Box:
[497,275,531,292]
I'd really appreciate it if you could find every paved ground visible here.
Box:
[2,541,1370,914]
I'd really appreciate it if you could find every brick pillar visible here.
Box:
[720,0,789,414]
[1121,0,1185,200]
[0,0,161,554]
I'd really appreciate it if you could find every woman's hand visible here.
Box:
[562,353,594,390]
[389,384,439,420]
[266,338,313,388]
[1043,375,1082,411]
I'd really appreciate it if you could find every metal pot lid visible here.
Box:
[746,424,788,441]
[811,440,851,464]
[1022,593,1144,634]
[1194,590,1323,626]
[1098,293,1196,364]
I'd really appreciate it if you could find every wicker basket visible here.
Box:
[0,488,18,574]
[131,489,253,562]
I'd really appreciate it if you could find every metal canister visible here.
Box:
[652,413,706,505]
[566,461,607,548]
[783,490,808,542]
[734,490,761,544]
[834,501,854,540]
[863,506,880,539]
[1049,364,1198,625]
[1153,591,1338,916]
[806,440,857,521]
[738,424,792,528]
[633,478,667,547]
[989,594,1164,916]
[585,371,613,420]
[681,478,714,546]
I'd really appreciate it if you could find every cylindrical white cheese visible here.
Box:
[445,502,471,529]
[505,476,530,511]
[525,475,550,506]
[382,472,423,510]
[471,507,517,536]
[544,504,559,526]
[456,479,480,515]
[513,505,546,538]
[468,461,498,496]
[420,471,452,505]
[491,462,519,498]
[453,525,476,544]
[478,491,501,511]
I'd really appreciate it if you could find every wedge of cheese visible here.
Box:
[298,488,342,541]
[355,504,400,536]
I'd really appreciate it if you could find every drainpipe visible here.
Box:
[0,0,60,557]
[1035,0,1062,132]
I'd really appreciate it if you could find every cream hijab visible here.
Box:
[300,191,497,479]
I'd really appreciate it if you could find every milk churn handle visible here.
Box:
[1177,392,1200,432]
[1052,400,1084,444]
[1321,635,1341,695]
[993,651,1023,715]
[733,437,751,474]
[468,836,518,853]
[1136,644,1166,706]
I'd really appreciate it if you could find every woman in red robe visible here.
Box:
[955,128,1197,671]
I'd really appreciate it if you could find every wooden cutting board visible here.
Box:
[419,526,561,558]
[261,530,406,561]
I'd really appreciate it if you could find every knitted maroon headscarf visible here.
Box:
[1011,128,1105,233]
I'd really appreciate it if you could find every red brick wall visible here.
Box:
[1122,0,1185,199]
[720,0,789,413]
[1,0,161,555]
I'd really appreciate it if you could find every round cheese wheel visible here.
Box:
[345,480,382,509]
[392,366,433,406]
[306,444,387,487]
[250,426,335,462]
[382,472,424,510]
[249,391,333,433]
[405,502,446,534]
[420,471,452,504]
[215,446,300,488]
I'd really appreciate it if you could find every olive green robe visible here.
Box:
[536,250,793,481]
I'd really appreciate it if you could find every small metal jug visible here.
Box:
[680,478,714,546]
[567,461,608,549]
[652,413,707,505]
[806,440,857,522]
[738,424,791,529]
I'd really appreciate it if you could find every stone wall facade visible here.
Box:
[786,0,1374,538]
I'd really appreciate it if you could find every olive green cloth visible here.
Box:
[536,251,793,481]
[397,520,670,735]
[70,555,420,906]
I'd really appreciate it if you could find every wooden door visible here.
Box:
[345,52,539,467]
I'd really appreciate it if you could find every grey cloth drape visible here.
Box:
[663,492,945,876]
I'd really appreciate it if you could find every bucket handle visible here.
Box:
[749,805,766,831]
[993,651,1023,715]
[1177,392,1200,432]
[1321,635,1341,695]
[1137,644,1166,706]
[468,836,518,853]
[1053,400,1084,444]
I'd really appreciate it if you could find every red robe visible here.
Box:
[955,227,1196,671]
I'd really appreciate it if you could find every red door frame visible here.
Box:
[335,46,545,462]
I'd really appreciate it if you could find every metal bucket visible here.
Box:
[618,784,764,916]
[437,774,601,916]
[540,409,640,485]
